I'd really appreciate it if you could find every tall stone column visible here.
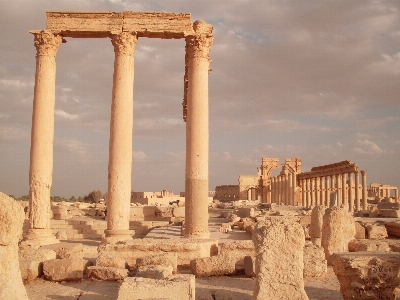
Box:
[348,172,354,212]
[301,179,306,207]
[285,174,290,205]
[23,30,63,247]
[310,178,315,207]
[342,173,347,211]
[306,179,311,207]
[278,176,282,204]
[315,177,320,206]
[336,174,342,206]
[288,173,293,205]
[355,171,360,212]
[361,170,367,210]
[320,176,325,206]
[325,176,330,206]
[184,21,213,238]
[104,32,137,243]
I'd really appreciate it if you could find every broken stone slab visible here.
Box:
[253,218,308,300]
[136,265,173,279]
[219,240,255,263]
[331,252,400,300]
[348,239,390,252]
[243,255,256,277]
[377,202,400,210]
[40,242,84,259]
[366,224,388,240]
[117,275,195,300]
[0,192,29,299]
[354,222,366,239]
[19,248,57,283]
[303,242,327,277]
[190,253,237,277]
[321,207,356,265]
[86,266,128,281]
[309,206,327,240]
[134,252,177,273]
[384,221,400,238]
[43,258,91,281]
[97,238,218,269]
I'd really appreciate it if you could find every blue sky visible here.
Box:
[0,0,399,197]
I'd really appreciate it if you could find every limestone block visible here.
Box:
[331,252,400,300]
[299,215,311,227]
[366,224,388,240]
[135,253,177,273]
[117,275,195,300]
[321,207,356,265]
[303,243,327,277]
[219,222,232,233]
[243,255,256,277]
[86,266,128,281]
[43,258,90,281]
[253,218,308,300]
[385,221,400,237]
[379,209,400,218]
[219,240,255,265]
[190,254,237,277]
[136,265,173,279]
[172,206,185,218]
[309,205,327,239]
[378,202,400,210]
[41,242,84,259]
[389,242,400,252]
[97,239,218,269]
[0,192,29,300]
[56,230,68,240]
[19,248,57,283]
[234,207,255,218]
[228,213,241,223]
[354,222,366,239]
[348,239,390,252]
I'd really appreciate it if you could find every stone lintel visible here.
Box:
[45,11,195,39]
[297,164,360,180]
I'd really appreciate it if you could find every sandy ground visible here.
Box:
[24,208,344,300]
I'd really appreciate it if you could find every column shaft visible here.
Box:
[184,21,213,238]
[105,33,137,241]
[361,170,368,210]
[320,176,325,206]
[355,171,360,212]
[325,176,330,206]
[342,173,347,211]
[348,173,354,212]
[336,174,342,206]
[301,179,306,207]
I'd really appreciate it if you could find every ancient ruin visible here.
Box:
[25,11,213,247]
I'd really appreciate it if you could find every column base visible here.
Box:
[101,229,134,244]
[19,228,59,250]
[183,230,210,239]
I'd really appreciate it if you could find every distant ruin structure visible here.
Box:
[26,11,213,246]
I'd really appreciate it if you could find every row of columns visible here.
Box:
[270,173,297,205]
[25,23,213,246]
[299,170,367,212]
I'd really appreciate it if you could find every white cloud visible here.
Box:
[353,140,385,155]
[55,109,78,120]
[133,151,146,160]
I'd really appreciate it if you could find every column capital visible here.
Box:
[111,32,138,56]
[186,20,213,60]
[361,170,367,176]
[31,30,63,56]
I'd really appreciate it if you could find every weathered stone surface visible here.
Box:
[19,248,57,283]
[219,240,255,264]
[117,275,195,300]
[136,265,173,279]
[303,242,327,277]
[97,239,218,269]
[379,209,400,218]
[41,242,84,259]
[135,253,177,273]
[190,254,237,277]
[244,255,256,277]
[354,222,366,239]
[309,205,327,239]
[321,207,356,264]
[384,221,400,238]
[0,192,29,299]
[348,239,390,252]
[331,252,400,300]
[253,218,308,300]
[366,224,388,239]
[86,266,128,281]
[43,258,90,281]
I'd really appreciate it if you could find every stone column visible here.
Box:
[336,174,342,206]
[361,170,367,210]
[301,179,306,207]
[320,176,325,206]
[278,176,282,204]
[354,171,360,212]
[285,174,290,205]
[184,21,213,238]
[395,189,398,201]
[24,30,63,247]
[342,173,347,211]
[325,176,330,206]
[306,179,311,208]
[288,173,293,205]
[104,32,137,243]
[292,173,297,205]
[315,177,320,206]
[310,178,315,207]
[348,172,354,212]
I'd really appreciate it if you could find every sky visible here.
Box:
[0,0,399,198]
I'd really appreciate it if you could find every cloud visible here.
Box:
[55,109,78,120]
[133,151,146,160]
[353,140,385,155]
